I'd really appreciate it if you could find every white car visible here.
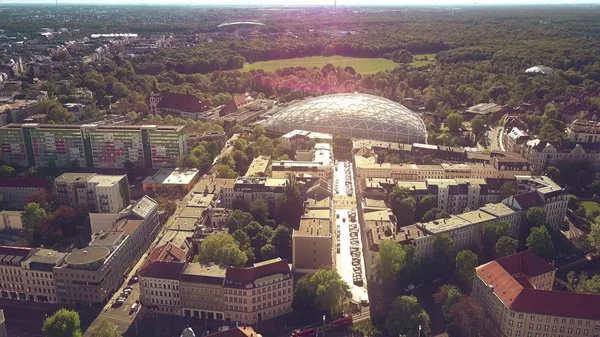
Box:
[404,284,415,292]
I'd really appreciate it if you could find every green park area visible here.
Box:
[581,201,600,215]
[242,54,435,74]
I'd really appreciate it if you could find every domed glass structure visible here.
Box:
[263,93,427,143]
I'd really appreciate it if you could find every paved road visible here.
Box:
[333,161,368,304]
[487,126,505,152]
[85,135,236,337]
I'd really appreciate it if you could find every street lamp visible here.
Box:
[418,325,422,337]
[322,315,326,337]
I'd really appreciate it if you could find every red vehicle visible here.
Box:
[291,315,353,337]
[332,315,353,328]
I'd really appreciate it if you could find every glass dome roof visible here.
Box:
[263,93,427,143]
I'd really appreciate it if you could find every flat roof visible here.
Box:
[364,198,388,210]
[302,209,330,220]
[187,193,215,208]
[25,249,66,266]
[264,178,287,187]
[244,156,271,177]
[182,262,227,278]
[456,209,497,224]
[178,207,206,219]
[396,181,428,191]
[297,218,331,236]
[305,197,331,209]
[171,217,199,231]
[88,174,125,186]
[282,130,332,140]
[192,177,235,195]
[55,173,96,183]
[65,246,110,266]
[157,229,192,251]
[479,203,519,217]
[90,231,124,247]
[419,215,471,234]
[143,168,199,185]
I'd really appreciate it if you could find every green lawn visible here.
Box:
[581,201,600,214]
[241,54,436,74]
[411,53,436,67]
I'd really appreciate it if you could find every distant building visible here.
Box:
[525,65,554,75]
[220,94,251,116]
[0,210,23,230]
[272,142,333,180]
[505,127,531,152]
[244,156,271,177]
[54,173,130,213]
[149,84,211,120]
[567,119,600,143]
[281,130,333,151]
[521,139,600,174]
[473,251,600,337]
[220,177,287,209]
[0,123,187,169]
[464,103,503,118]
[142,168,201,193]
[0,178,50,210]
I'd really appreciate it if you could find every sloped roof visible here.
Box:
[148,243,187,263]
[138,260,185,280]
[476,251,600,320]
[512,191,544,209]
[224,258,290,289]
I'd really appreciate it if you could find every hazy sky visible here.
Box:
[4,0,600,5]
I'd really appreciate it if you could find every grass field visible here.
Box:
[582,201,600,215]
[241,54,436,74]
[411,53,436,67]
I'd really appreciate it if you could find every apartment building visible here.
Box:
[521,139,600,174]
[363,209,398,283]
[272,142,333,180]
[0,246,32,301]
[245,156,271,177]
[180,263,227,320]
[396,202,522,261]
[54,196,159,306]
[220,177,287,209]
[142,168,200,193]
[139,243,187,316]
[567,119,600,143]
[0,123,187,168]
[0,178,50,210]
[292,197,333,273]
[281,130,333,151]
[354,155,530,188]
[21,249,66,303]
[473,251,600,337]
[223,258,293,324]
[504,176,568,230]
[505,127,531,152]
[54,173,130,213]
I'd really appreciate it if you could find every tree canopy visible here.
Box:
[375,239,407,286]
[385,296,431,337]
[196,232,247,267]
[455,250,478,290]
[43,309,82,337]
[292,269,349,319]
[526,226,554,261]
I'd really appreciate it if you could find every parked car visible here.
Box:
[404,284,415,292]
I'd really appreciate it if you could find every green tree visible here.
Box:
[43,309,82,337]
[389,186,416,225]
[23,202,47,232]
[526,207,547,228]
[567,272,600,294]
[271,225,291,259]
[422,207,450,222]
[589,219,600,254]
[351,319,379,337]
[416,194,437,220]
[249,198,269,224]
[434,284,464,320]
[86,320,116,337]
[545,166,561,183]
[446,297,488,337]
[292,269,349,319]
[385,296,431,337]
[0,165,15,178]
[197,232,247,267]
[455,250,478,290]
[495,236,518,258]
[567,194,580,211]
[471,115,486,135]
[47,104,75,124]
[433,234,454,277]
[260,243,279,260]
[445,112,463,132]
[232,229,250,250]
[500,181,517,199]
[526,226,554,261]
[375,239,406,286]
[57,50,71,62]
[279,177,304,228]
[482,221,510,254]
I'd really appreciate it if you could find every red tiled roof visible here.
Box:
[157,92,211,113]
[0,178,50,189]
[148,243,187,263]
[224,258,290,289]
[138,260,184,280]
[513,191,544,208]
[476,251,600,320]
[496,250,555,277]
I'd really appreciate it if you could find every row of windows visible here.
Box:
[225,296,292,312]
[27,279,54,287]
[149,297,180,306]
[144,281,179,290]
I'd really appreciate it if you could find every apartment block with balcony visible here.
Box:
[0,125,28,167]
[567,119,600,143]
[83,124,146,169]
[54,173,130,213]
[145,125,187,168]
[473,251,600,337]
[24,124,87,168]
[223,258,293,324]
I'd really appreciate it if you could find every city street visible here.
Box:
[333,161,369,304]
